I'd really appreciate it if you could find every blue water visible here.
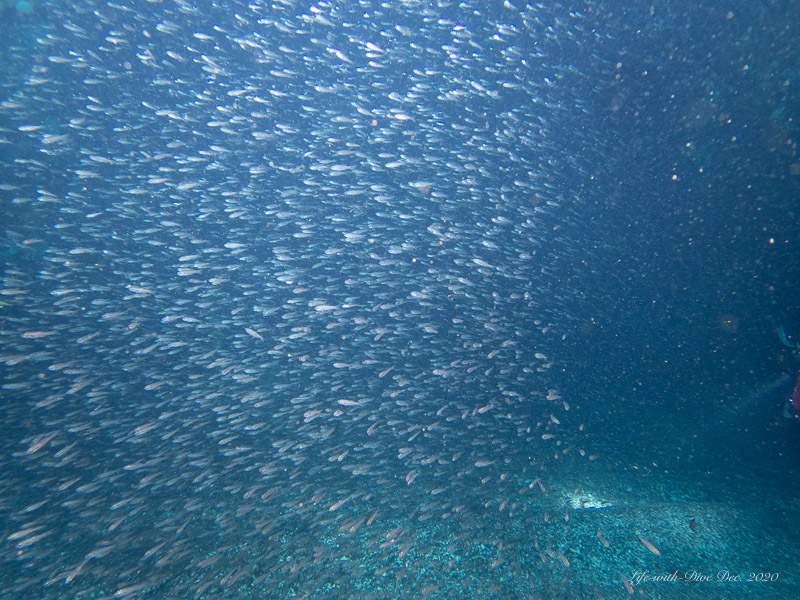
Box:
[1,0,799,599]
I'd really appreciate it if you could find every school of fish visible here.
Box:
[0,0,620,598]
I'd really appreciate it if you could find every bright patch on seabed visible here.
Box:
[565,490,614,509]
